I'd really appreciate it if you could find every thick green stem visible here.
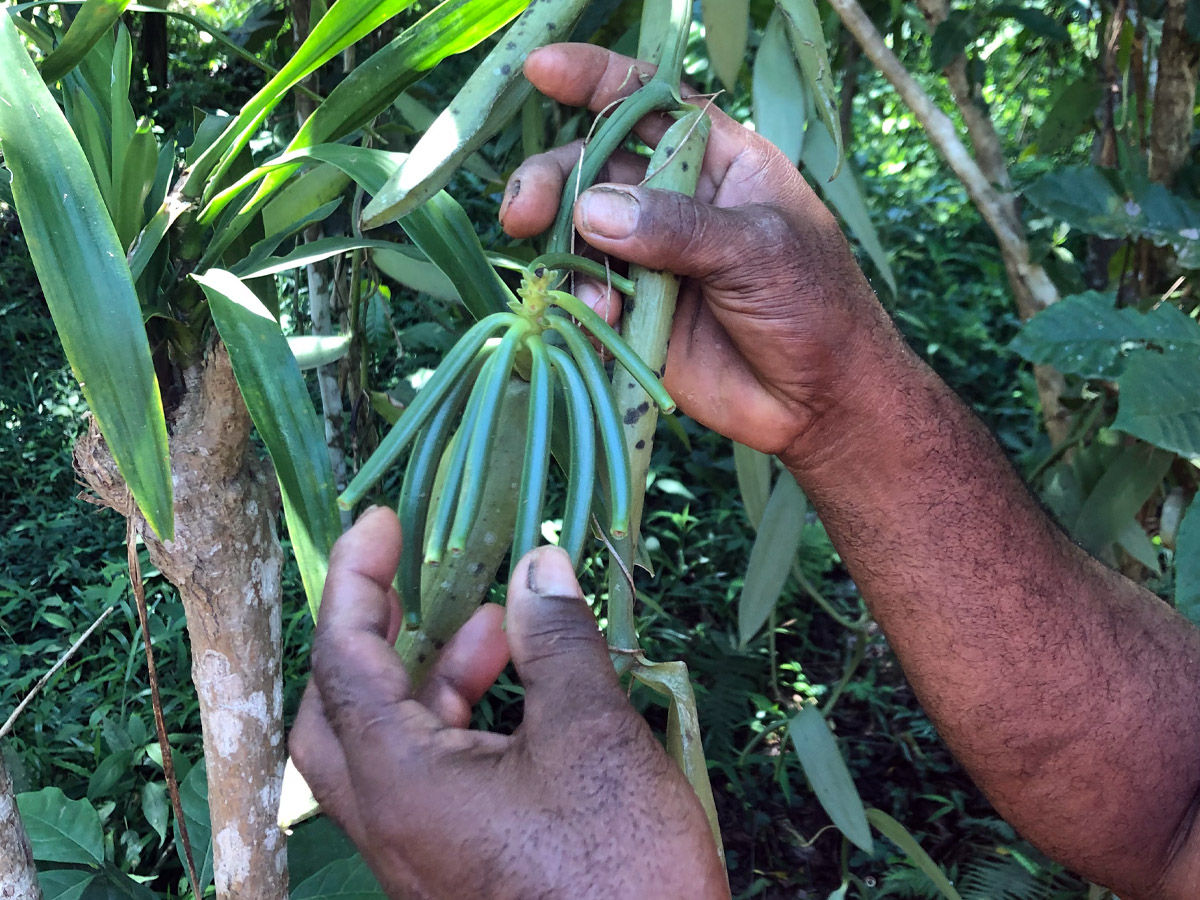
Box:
[604,108,710,651]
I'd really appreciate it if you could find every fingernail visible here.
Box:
[579,187,639,239]
[499,179,520,225]
[575,281,607,316]
[527,547,579,599]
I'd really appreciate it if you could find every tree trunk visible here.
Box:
[1149,0,1199,185]
[0,752,40,900]
[75,344,288,900]
[829,0,1071,446]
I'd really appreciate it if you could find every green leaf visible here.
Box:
[39,0,133,84]
[702,0,749,91]
[1072,443,1173,558]
[243,0,530,221]
[261,164,351,238]
[1114,350,1200,458]
[232,237,405,279]
[38,870,96,900]
[0,10,174,540]
[752,10,807,165]
[1176,498,1200,625]
[362,0,588,225]
[788,706,873,853]
[291,856,387,900]
[186,0,423,197]
[1009,291,1200,380]
[867,809,963,900]
[1034,76,1103,154]
[198,270,343,620]
[288,335,353,370]
[732,442,773,531]
[993,3,1071,43]
[738,469,806,646]
[776,0,842,178]
[172,759,215,897]
[632,659,725,865]
[140,781,169,845]
[1024,167,1136,239]
[16,788,105,866]
[929,9,976,71]
[802,119,897,294]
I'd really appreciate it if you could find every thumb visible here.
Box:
[506,546,627,731]
[574,185,781,282]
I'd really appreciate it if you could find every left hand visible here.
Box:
[289,507,728,900]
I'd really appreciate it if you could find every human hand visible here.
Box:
[502,45,903,465]
[289,507,728,900]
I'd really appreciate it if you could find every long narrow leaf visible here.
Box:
[196,270,342,620]
[788,706,873,853]
[184,0,422,198]
[362,0,588,224]
[738,470,806,646]
[39,0,132,83]
[241,0,528,222]
[0,11,173,539]
[866,809,963,900]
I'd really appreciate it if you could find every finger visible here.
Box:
[416,602,509,728]
[502,144,646,239]
[314,507,438,759]
[288,680,364,840]
[525,44,780,187]
[574,186,798,287]
[505,546,628,733]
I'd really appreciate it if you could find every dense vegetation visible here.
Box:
[2,1,1196,898]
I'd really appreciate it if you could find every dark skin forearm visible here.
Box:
[785,324,1200,899]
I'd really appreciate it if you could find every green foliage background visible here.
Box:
[3,0,1196,898]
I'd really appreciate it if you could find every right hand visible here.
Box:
[501,44,901,463]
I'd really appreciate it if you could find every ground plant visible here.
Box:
[0,0,1196,899]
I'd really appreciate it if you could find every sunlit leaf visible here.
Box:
[197,270,342,619]
[788,706,873,852]
[0,11,174,539]
[39,0,132,83]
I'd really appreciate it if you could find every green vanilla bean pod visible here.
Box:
[547,344,597,567]
[397,376,530,682]
[547,77,681,255]
[339,311,517,508]
[447,322,530,555]
[423,351,497,567]
[614,106,709,545]
[511,335,554,567]
[547,289,676,413]
[397,354,487,622]
[547,316,633,540]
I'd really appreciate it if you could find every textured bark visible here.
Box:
[830,0,1070,445]
[0,752,40,900]
[1149,0,1200,185]
[75,344,288,900]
